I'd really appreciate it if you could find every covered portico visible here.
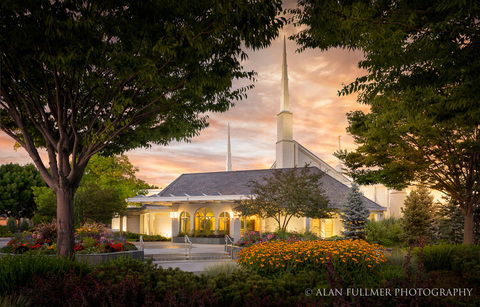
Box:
[125,194,243,241]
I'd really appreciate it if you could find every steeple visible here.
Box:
[276,37,295,168]
[280,36,290,112]
[336,135,343,173]
[226,123,232,172]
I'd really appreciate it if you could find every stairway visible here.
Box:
[148,252,231,262]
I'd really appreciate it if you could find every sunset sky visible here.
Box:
[0,23,371,188]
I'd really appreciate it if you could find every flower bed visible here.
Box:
[235,231,320,247]
[0,221,137,256]
[237,239,387,276]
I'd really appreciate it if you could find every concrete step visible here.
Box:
[147,253,231,261]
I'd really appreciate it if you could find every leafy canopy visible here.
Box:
[234,167,332,233]
[0,0,284,256]
[0,163,45,222]
[291,0,480,244]
[292,0,480,116]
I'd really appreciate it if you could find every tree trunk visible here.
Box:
[463,207,474,244]
[56,188,75,258]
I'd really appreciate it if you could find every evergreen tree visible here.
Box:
[436,196,464,244]
[340,184,370,240]
[401,186,436,245]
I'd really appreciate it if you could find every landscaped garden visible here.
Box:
[0,221,137,255]
[1,229,479,306]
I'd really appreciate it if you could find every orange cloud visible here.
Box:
[0,32,368,188]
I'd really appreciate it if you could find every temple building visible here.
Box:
[113,39,395,241]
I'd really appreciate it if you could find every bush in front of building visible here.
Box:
[365,216,403,247]
[125,231,169,241]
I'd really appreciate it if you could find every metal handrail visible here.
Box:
[184,235,193,259]
[225,235,234,258]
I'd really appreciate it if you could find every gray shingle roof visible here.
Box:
[158,167,385,211]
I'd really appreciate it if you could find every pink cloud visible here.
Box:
[0,31,368,188]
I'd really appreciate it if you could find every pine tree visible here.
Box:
[340,184,370,240]
[437,196,464,244]
[401,186,436,245]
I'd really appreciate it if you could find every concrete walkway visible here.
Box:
[135,241,237,274]
[0,237,237,274]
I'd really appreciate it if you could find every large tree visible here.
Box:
[234,167,332,233]
[0,163,45,227]
[291,0,480,244]
[0,0,284,257]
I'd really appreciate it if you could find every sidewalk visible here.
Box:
[135,241,237,274]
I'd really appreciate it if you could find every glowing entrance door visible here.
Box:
[179,211,190,234]
[218,212,230,236]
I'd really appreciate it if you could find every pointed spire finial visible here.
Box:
[226,123,232,172]
[281,36,290,112]
[336,135,343,173]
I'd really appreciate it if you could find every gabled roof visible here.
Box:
[136,167,385,211]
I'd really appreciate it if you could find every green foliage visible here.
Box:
[452,244,480,285]
[202,262,242,277]
[401,187,437,245]
[125,232,169,242]
[0,226,11,237]
[339,184,370,240]
[0,254,92,296]
[19,220,29,232]
[436,196,464,244]
[292,0,480,116]
[31,186,57,224]
[76,183,124,224]
[0,163,45,221]
[0,0,284,257]
[421,243,460,271]
[365,216,403,247]
[6,218,16,234]
[234,167,332,233]
[293,0,480,245]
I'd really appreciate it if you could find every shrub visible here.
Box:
[0,254,92,296]
[0,226,11,237]
[19,220,30,232]
[125,231,168,242]
[20,270,160,307]
[452,244,480,284]
[35,220,57,241]
[421,243,459,271]
[6,218,16,234]
[366,216,403,247]
[202,262,242,276]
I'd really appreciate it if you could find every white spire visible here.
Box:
[336,135,343,173]
[280,36,290,112]
[226,123,232,171]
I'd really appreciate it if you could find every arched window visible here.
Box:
[194,207,215,235]
[179,211,190,234]
[218,212,230,236]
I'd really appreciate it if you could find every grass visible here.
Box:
[202,261,242,276]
